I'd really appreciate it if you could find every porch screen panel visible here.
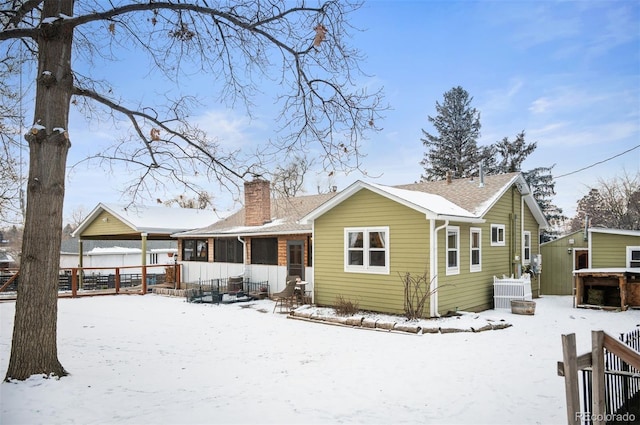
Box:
[251,238,278,265]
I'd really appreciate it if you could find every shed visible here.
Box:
[540,230,589,295]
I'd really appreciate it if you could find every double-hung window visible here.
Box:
[446,226,460,275]
[344,227,389,274]
[470,227,481,272]
[523,231,531,264]
[491,224,505,246]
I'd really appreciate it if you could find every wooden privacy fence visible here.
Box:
[558,329,640,425]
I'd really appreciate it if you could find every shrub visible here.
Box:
[334,295,359,316]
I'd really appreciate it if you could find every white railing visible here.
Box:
[493,274,532,309]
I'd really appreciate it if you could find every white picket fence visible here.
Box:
[493,275,532,309]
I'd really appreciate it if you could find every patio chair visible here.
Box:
[272,276,299,313]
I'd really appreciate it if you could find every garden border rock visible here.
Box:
[288,310,512,335]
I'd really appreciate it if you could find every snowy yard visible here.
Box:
[1,294,638,424]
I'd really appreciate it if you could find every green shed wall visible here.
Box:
[540,231,588,295]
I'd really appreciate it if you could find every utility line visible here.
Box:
[554,144,640,179]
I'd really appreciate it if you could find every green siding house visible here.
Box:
[302,172,548,317]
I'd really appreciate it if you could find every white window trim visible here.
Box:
[344,227,390,275]
[470,227,482,272]
[523,231,532,265]
[627,246,640,268]
[491,224,506,247]
[446,226,460,276]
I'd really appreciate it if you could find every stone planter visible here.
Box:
[510,299,536,315]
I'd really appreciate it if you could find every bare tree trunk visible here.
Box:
[5,0,74,381]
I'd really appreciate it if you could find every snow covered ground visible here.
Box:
[1,294,638,424]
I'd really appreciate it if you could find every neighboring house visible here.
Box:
[0,250,15,269]
[301,172,548,317]
[70,202,215,268]
[541,228,640,296]
[60,238,176,271]
[540,230,589,295]
[174,179,338,293]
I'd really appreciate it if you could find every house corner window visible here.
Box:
[344,227,389,274]
[628,246,640,268]
[182,239,209,262]
[491,224,505,246]
[470,227,481,272]
[446,226,460,275]
[523,231,531,264]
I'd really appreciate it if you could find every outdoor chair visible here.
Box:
[272,276,299,313]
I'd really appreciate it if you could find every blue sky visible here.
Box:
[55,0,639,222]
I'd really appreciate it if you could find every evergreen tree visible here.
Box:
[523,166,566,241]
[420,86,482,181]
[492,131,537,173]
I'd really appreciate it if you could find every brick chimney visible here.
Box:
[244,179,271,226]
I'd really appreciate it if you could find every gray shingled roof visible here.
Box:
[394,172,521,215]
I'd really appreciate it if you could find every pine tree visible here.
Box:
[523,166,566,241]
[492,131,537,173]
[420,86,482,181]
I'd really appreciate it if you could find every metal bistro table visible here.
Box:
[294,280,311,305]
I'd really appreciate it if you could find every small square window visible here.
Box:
[628,247,640,268]
[491,224,505,247]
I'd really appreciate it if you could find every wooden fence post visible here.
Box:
[71,268,77,297]
[562,333,581,425]
[591,330,606,425]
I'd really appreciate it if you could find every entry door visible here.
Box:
[575,249,589,270]
[287,240,305,280]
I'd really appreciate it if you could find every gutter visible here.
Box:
[429,218,449,317]
[237,236,246,277]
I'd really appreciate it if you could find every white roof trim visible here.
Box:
[588,228,640,237]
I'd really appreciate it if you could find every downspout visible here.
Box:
[521,195,525,264]
[237,236,246,277]
[429,218,449,317]
[78,239,84,289]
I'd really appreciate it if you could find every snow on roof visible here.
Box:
[101,203,217,232]
[87,247,141,255]
[588,228,640,237]
[366,182,478,220]
[72,203,222,237]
